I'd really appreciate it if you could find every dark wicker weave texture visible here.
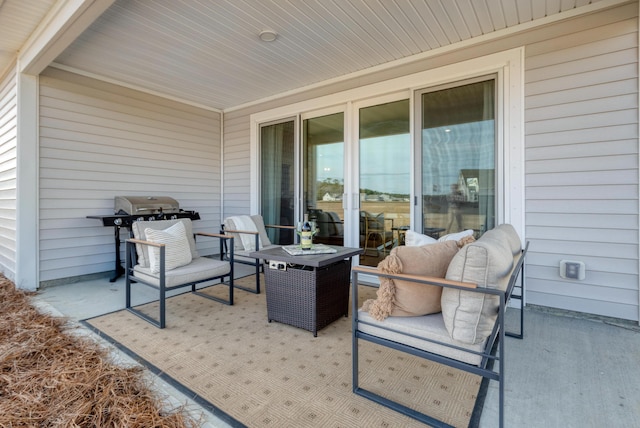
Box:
[264,260,351,336]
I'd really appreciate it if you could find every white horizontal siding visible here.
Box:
[526,212,636,228]
[0,67,17,282]
[222,111,251,217]
[39,68,221,283]
[526,278,638,320]
[524,7,638,320]
[527,252,636,277]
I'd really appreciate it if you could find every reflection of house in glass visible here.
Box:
[464,177,480,202]
[457,169,495,233]
[322,192,342,201]
[457,169,494,204]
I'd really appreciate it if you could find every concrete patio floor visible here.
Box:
[31,269,640,428]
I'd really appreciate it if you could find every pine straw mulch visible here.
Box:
[0,276,200,427]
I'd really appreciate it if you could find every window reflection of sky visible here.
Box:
[423,121,494,195]
[314,120,493,196]
[360,134,410,195]
[316,142,344,181]
[316,137,412,195]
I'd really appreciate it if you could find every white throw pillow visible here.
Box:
[438,229,474,242]
[145,221,193,274]
[404,230,437,246]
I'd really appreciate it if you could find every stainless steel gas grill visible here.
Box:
[88,196,201,281]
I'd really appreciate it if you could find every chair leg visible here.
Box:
[232,260,261,294]
[192,275,234,306]
[159,281,166,329]
[352,333,360,392]
[255,261,261,293]
[125,279,165,329]
[125,271,131,309]
[125,241,132,309]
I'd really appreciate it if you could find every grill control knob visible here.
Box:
[114,218,122,226]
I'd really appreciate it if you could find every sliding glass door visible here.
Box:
[358,98,410,266]
[259,113,345,245]
[260,119,296,244]
[417,77,496,238]
[303,112,345,246]
[257,76,499,257]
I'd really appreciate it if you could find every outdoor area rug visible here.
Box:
[83,275,484,427]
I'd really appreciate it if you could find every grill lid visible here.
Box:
[115,196,180,215]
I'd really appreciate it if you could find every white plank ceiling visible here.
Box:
[2,0,607,111]
[0,0,57,71]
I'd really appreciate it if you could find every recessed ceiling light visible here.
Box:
[259,30,278,42]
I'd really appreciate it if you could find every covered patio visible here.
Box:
[2,0,640,426]
[1,0,637,326]
[31,270,640,427]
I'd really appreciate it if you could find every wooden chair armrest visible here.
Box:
[352,265,477,289]
[196,232,232,240]
[265,224,296,230]
[223,228,259,235]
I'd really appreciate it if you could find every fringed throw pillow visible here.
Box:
[362,239,466,321]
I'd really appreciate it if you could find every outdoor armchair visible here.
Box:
[352,224,527,427]
[125,218,234,329]
[221,215,295,294]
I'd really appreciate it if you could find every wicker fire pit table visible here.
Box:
[249,245,363,337]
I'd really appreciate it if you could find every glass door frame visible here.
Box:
[413,74,502,234]
[254,116,300,229]
[350,92,413,256]
[300,106,348,243]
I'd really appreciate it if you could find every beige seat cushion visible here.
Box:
[357,309,488,366]
[442,230,514,344]
[362,240,460,320]
[132,257,230,288]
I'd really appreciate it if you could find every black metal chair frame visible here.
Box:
[220,223,295,294]
[125,232,234,329]
[352,242,528,428]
